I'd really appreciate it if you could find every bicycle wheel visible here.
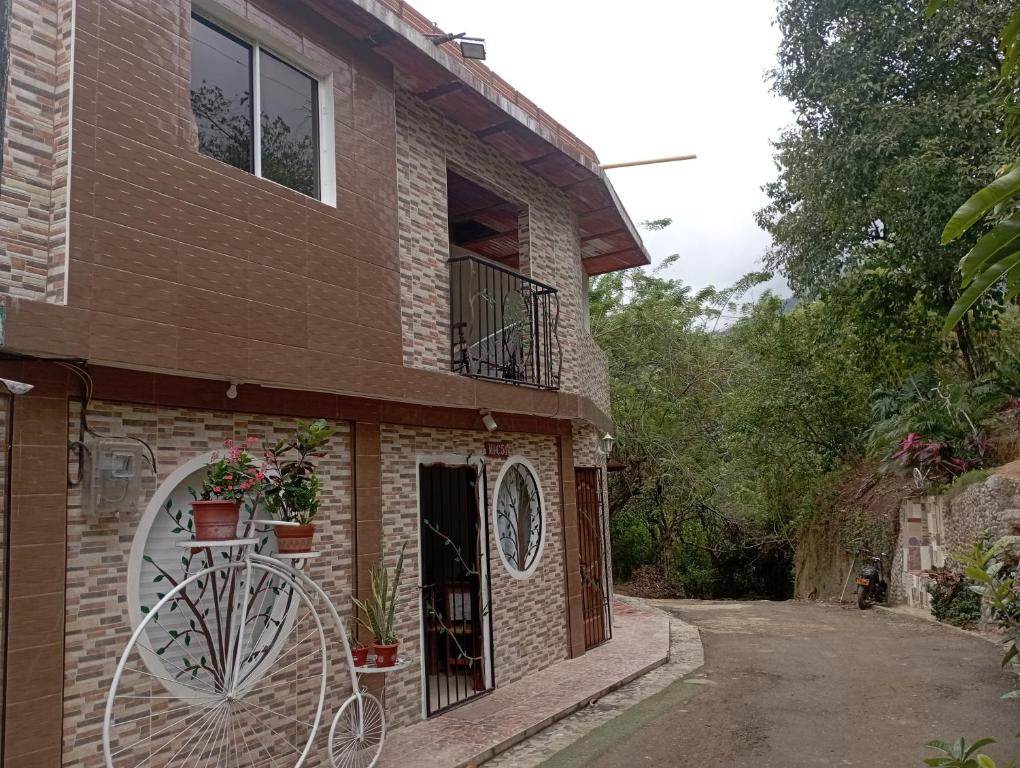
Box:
[104,559,328,767]
[329,692,385,768]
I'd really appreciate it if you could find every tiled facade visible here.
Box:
[0,0,73,301]
[395,90,604,403]
[61,401,354,767]
[0,0,629,762]
[378,425,569,727]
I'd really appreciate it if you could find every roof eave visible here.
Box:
[312,0,650,275]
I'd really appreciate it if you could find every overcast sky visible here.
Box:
[411,0,794,301]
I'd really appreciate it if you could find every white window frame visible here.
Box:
[491,455,547,580]
[191,2,337,207]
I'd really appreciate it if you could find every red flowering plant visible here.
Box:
[892,432,972,484]
[199,436,268,501]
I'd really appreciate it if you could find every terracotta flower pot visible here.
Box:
[192,500,241,541]
[275,523,316,554]
[351,645,370,667]
[373,641,399,668]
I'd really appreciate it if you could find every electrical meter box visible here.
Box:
[82,438,145,517]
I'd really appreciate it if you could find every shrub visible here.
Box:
[927,567,982,629]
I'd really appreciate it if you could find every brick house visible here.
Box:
[0,0,648,765]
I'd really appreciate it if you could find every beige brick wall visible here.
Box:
[61,401,353,767]
[395,89,605,402]
[378,424,569,727]
[1,0,73,302]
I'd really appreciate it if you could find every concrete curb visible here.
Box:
[462,600,673,768]
[480,598,706,767]
[464,653,671,768]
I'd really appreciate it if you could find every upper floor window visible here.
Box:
[190,13,327,201]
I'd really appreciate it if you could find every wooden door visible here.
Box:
[575,467,611,649]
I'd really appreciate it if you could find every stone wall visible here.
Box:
[395,88,601,401]
[378,424,568,727]
[943,471,1020,555]
[887,468,1020,612]
[1,0,72,302]
[60,401,353,767]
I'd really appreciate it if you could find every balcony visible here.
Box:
[449,254,561,390]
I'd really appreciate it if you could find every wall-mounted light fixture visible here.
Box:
[226,381,239,400]
[479,408,498,432]
[598,432,615,456]
[0,378,33,395]
[427,32,486,60]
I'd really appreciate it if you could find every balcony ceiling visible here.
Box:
[306,0,652,275]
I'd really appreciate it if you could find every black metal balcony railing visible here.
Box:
[449,255,561,390]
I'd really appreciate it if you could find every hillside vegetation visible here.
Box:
[604,0,1020,599]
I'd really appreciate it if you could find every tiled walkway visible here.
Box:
[485,599,704,767]
[379,598,675,768]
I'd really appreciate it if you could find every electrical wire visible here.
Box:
[54,361,158,481]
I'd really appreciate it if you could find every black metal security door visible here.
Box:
[576,467,612,650]
[419,464,494,716]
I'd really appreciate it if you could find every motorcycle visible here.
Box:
[855,550,888,609]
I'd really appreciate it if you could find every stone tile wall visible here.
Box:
[395,89,604,402]
[0,0,73,302]
[60,401,353,767]
[377,425,568,727]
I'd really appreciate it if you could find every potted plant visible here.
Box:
[353,542,407,667]
[347,620,370,667]
[192,437,264,541]
[263,419,334,554]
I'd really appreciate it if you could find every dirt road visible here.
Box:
[539,600,1019,767]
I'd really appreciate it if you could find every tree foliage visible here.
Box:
[758,0,1012,377]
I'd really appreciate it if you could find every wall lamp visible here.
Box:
[427,32,486,60]
[598,432,615,456]
[0,378,34,395]
[479,409,498,432]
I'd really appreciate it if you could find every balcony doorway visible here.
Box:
[447,169,561,388]
[447,168,524,269]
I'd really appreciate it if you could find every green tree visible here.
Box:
[758,0,1011,378]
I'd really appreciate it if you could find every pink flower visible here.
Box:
[246,436,258,446]
[223,474,234,481]
[212,486,222,493]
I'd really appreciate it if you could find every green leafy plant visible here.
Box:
[927,567,983,628]
[924,738,1004,768]
[927,0,1020,332]
[352,542,407,645]
[262,419,334,525]
[960,536,1020,695]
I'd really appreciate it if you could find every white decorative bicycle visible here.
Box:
[102,521,408,767]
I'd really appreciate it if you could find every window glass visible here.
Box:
[494,459,545,577]
[259,50,319,198]
[190,15,253,173]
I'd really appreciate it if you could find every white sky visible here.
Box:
[410,0,793,300]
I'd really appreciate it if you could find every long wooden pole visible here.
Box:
[602,153,697,170]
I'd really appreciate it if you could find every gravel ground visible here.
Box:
[535,600,1019,768]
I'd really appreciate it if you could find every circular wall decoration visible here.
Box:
[492,456,545,579]
[127,451,292,698]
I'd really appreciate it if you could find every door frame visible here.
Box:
[414,453,494,718]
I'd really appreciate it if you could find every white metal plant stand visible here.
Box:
[103,522,402,768]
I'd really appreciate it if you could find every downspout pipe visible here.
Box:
[0,0,12,180]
